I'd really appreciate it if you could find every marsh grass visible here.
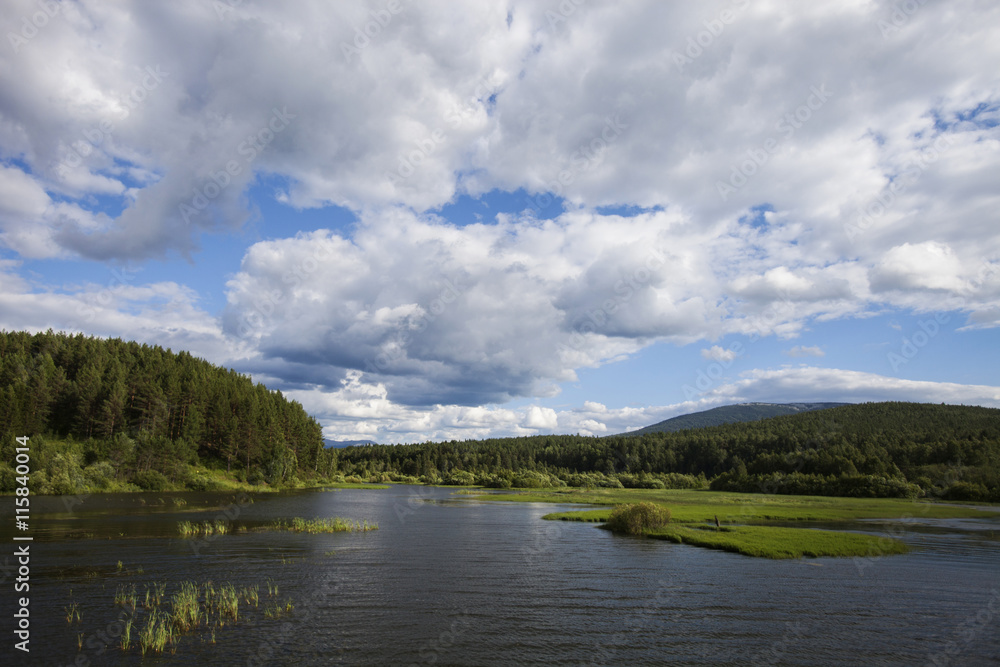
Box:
[505,487,1000,523]
[138,610,173,655]
[605,502,671,535]
[219,583,239,623]
[171,582,201,632]
[264,599,294,619]
[177,519,230,538]
[109,578,288,655]
[114,584,137,611]
[64,603,81,624]
[121,617,133,650]
[263,517,378,533]
[646,524,910,559]
[476,486,994,559]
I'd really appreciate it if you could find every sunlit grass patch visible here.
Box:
[262,517,378,533]
[645,524,909,559]
[177,519,230,538]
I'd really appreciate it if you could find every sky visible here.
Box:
[1,0,999,443]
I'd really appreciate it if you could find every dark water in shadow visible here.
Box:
[2,485,998,665]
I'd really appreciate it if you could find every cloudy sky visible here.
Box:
[2,0,999,443]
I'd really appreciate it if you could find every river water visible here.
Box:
[3,485,998,665]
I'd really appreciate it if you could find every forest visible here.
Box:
[0,329,325,493]
[2,330,998,501]
[332,402,1000,501]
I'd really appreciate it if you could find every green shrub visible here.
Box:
[605,502,671,536]
[83,461,116,489]
[133,469,169,491]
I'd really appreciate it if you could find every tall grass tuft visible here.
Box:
[171,581,201,632]
[219,583,239,623]
[121,616,133,650]
[138,610,172,655]
[604,502,672,536]
[177,520,230,538]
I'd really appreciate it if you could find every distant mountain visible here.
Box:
[325,439,378,449]
[622,402,850,436]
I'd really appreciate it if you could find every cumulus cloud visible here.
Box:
[2,1,1000,442]
[290,365,1000,443]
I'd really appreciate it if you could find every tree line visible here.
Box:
[331,402,1000,500]
[1,329,324,492]
[2,329,997,501]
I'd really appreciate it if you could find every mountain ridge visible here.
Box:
[621,402,850,436]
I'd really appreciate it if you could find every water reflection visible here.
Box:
[3,485,998,666]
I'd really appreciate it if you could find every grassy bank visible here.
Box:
[479,487,998,522]
[643,524,909,559]
[470,487,1000,559]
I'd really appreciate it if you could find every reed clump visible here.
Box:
[265,517,378,533]
[604,502,672,536]
[109,578,288,655]
[177,519,230,538]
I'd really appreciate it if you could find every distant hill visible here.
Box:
[325,439,377,449]
[622,402,850,436]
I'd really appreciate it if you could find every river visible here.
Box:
[3,484,998,665]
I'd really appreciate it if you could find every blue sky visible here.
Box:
[1,1,999,442]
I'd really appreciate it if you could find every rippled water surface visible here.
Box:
[4,485,998,665]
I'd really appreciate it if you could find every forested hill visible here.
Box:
[622,402,850,436]
[1,330,324,492]
[334,402,1000,500]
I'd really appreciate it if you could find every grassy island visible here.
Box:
[470,487,999,559]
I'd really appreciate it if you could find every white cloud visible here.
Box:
[2,1,1000,443]
[701,345,738,363]
[786,345,825,358]
[295,365,1000,443]
[870,241,967,293]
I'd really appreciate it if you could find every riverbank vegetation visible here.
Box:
[332,402,1000,501]
[0,330,370,494]
[3,331,998,504]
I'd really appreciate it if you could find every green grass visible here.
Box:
[261,517,378,533]
[476,487,999,522]
[468,486,1000,559]
[177,520,230,538]
[643,524,909,559]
